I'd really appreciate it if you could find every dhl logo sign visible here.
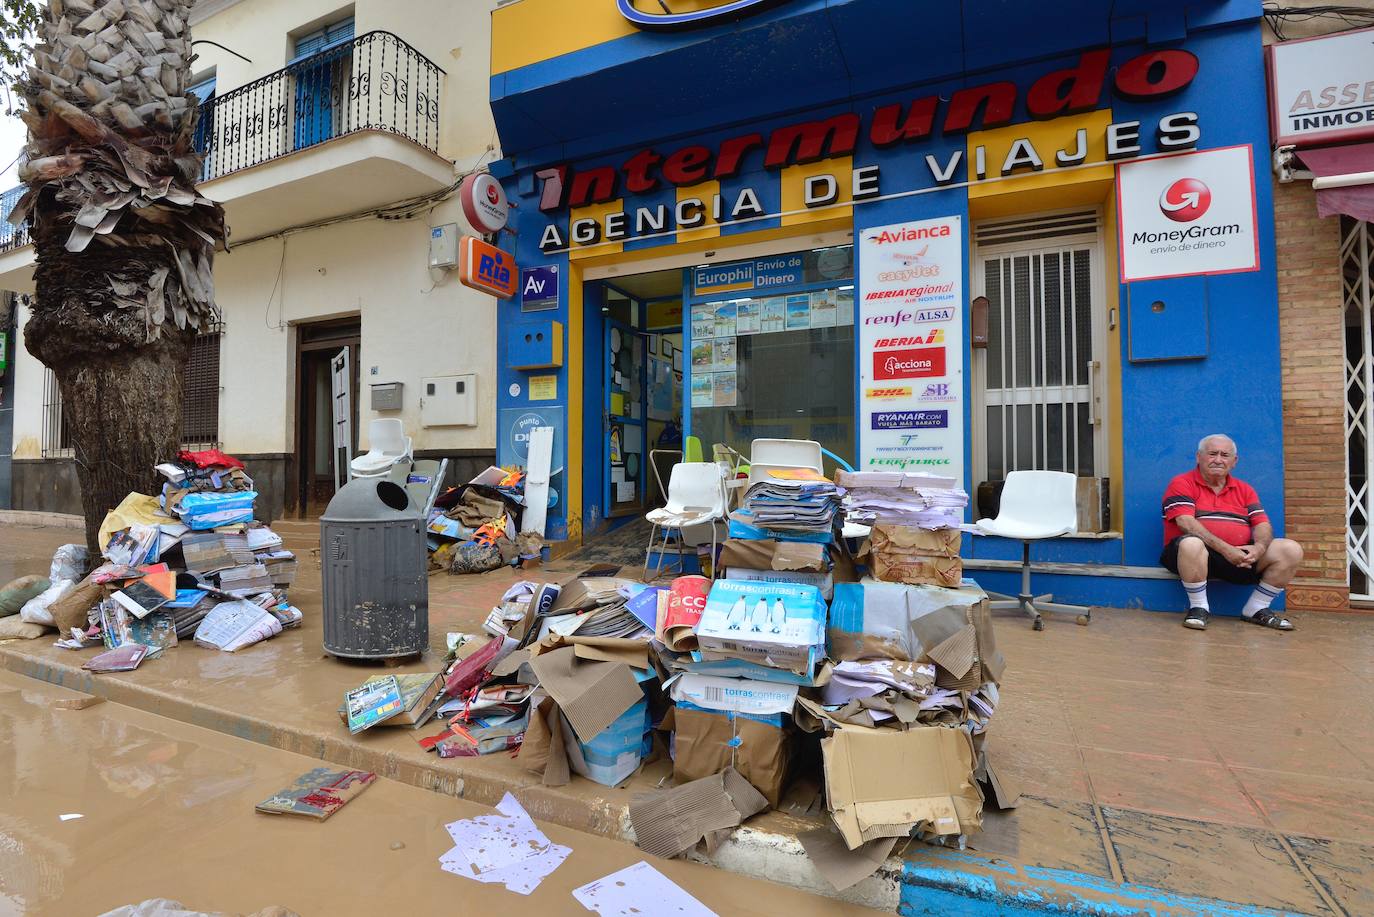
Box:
[865,386,913,400]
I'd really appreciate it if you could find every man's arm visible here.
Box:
[1237,522,1274,566]
[1175,514,1250,565]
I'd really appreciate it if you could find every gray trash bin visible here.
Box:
[321,478,428,659]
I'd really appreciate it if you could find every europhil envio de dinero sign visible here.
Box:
[859,216,964,477]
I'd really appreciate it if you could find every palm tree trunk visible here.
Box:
[26,214,193,557]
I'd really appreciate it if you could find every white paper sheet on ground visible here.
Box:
[439,793,570,895]
[522,426,553,537]
[573,861,717,916]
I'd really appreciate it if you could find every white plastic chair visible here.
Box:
[644,462,725,581]
[974,470,1090,630]
[351,418,413,480]
[750,438,823,473]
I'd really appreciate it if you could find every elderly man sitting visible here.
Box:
[1159,434,1302,631]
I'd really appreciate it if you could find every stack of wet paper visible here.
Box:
[182,531,253,572]
[742,468,842,536]
[217,562,273,596]
[257,550,298,587]
[835,471,968,529]
[538,577,651,640]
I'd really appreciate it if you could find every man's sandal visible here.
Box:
[1248,610,1294,631]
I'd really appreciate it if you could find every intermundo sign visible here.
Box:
[617,0,790,30]
[535,47,1202,252]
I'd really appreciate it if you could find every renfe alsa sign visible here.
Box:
[536,48,1203,252]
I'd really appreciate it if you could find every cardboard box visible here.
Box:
[719,539,827,572]
[668,673,799,717]
[906,580,1004,688]
[694,580,826,676]
[562,699,652,787]
[868,525,964,587]
[673,705,790,808]
[871,525,961,557]
[821,724,982,849]
[870,553,963,588]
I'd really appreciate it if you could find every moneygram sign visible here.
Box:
[1116,146,1259,282]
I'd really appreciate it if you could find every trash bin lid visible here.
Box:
[320,478,419,522]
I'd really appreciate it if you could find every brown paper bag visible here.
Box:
[50,574,105,634]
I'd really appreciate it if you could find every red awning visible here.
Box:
[1296,142,1374,223]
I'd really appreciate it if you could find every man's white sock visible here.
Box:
[1181,580,1209,611]
[1243,582,1283,618]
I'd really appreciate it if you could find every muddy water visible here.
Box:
[0,671,876,917]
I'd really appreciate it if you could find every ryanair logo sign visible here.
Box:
[617,0,790,30]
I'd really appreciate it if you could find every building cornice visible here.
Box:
[190,0,249,27]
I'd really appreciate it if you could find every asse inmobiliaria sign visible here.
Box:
[535,48,1205,253]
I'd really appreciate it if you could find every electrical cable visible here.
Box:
[1263,4,1374,41]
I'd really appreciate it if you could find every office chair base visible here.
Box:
[988,592,1092,630]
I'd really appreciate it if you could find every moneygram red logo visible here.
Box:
[486,184,501,204]
[874,347,945,381]
[1158,178,1211,223]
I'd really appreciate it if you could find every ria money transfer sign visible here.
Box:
[858,216,964,479]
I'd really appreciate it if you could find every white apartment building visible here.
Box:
[0,0,502,519]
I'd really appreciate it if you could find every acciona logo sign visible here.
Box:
[1116,146,1259,283]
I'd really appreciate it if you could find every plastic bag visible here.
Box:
[50,544,88,583]
[176,490,256,530]
[19,579,76,626]
[0,575,50,617]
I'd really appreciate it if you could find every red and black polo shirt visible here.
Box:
[1161,469,1269,547]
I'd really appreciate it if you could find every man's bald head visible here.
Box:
[1197,434,1237,456]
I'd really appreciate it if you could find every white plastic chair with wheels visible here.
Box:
[351,418,413,480]
[974,470,1091,631]
[644,462,725,581]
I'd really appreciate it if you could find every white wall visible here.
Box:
[7,0,503,465]
[11,302,44,460]
[193,0,501,455]
[216,200,499,454]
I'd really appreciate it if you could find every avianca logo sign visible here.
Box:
[617,0,790,30]
[865,225,952,245]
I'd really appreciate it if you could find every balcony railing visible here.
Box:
[197,30,444,181]
[0,30,444,253]
[1,185,30,254]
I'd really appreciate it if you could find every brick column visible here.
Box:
[1275,180,1349,611]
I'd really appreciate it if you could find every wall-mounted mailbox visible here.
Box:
[1127,277,1208,363]
[370,382,403,411]
[507,320,564,370]
[420,373,477,427]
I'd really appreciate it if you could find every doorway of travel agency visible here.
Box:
[576,229,858,543]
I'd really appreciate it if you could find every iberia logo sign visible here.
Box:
[618,0,790,29]
[1158,177,1211,223]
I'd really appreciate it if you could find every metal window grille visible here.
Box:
[40,323,223,458]
[974,212,1104,482]
[1342,217,1374,599]
[41,368,72,458]
[182,321,223,450]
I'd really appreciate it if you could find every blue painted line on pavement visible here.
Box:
[899,854,1311,916]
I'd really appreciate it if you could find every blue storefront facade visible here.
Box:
[486,0,1283,612]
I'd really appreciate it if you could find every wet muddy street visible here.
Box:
[0,670,875,917]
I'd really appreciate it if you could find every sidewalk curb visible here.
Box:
[0,645,895,909]
[0,510,84,529]
[0,648,1304,916]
